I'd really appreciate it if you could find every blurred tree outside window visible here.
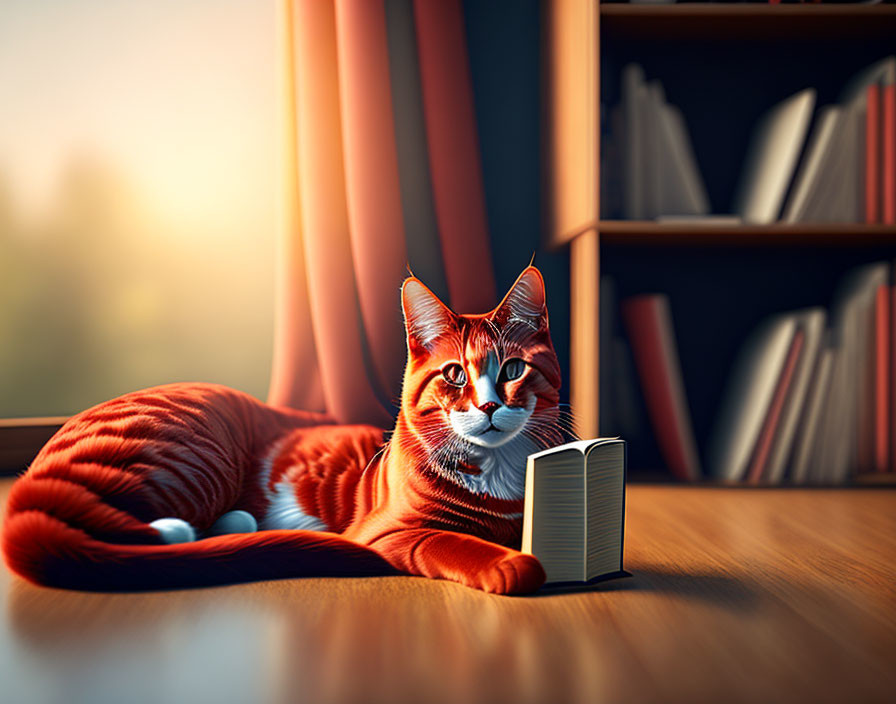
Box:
[0,0,277,418]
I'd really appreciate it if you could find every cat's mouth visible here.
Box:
[455,459,482,475]
[448,404,534,449]
[464,423,523,448]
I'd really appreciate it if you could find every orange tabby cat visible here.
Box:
[3,267,565,594]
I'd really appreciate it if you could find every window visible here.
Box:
[0,0,277,418]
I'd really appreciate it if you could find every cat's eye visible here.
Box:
[441,363,467,387]
[500,358,527,382]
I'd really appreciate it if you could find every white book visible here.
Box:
[658,103,710,217]
[733,89,816,224]
[643,81,663,220]
[707,314,798,481]
[622,64,646,220]
[838,101,863,223]
[813,344,850,484]
[811,57,896,224]
[817,263,889,483]
[834,59,896,223]
[781,106,841,223]
[800,109,853,223]
[790,344,835,484]
[764,308,826,483]
[839,56,896,104]
[850,264,888,475]
[521,439,626,585]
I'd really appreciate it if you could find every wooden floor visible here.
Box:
[1,479,894,704]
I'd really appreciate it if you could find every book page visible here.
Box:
[522,449,584,583]
[585,441,625,581]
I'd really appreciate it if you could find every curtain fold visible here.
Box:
[384,0,450,305]
[335,0,408,404]
[271,0,497,424]
[413,0,496,313]
[267,0,325,413]
[293,0,393,426]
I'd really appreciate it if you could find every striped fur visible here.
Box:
[2,267,564,594]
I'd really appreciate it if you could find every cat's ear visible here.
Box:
[492,266,548,330]
[402,278,454,351]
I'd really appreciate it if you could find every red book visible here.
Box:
[745,329,805,484]
[621,295,701,481]
[883,82,895,225]
[875,285,890,472]
[866,84,881,224]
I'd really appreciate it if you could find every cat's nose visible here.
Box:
[478,401,500,418]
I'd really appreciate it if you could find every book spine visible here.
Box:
[866,84,881,224]
[883,82,895,225]
[520,457,536,554]
[621,296,700,481]
[745,328,805,484]
[791,346,834,484]
[875,284,890,472]
[622,65,644,220]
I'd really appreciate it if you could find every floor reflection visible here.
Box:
[6,574,643,704]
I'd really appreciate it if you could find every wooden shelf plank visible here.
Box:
[600,3,896,39]
[599,221,896,246]
[600,4,896,19]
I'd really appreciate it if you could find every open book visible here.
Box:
[521,439,627,584]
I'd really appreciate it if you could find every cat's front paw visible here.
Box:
[475,553,546,595]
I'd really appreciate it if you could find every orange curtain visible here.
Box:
[268,0,497,425]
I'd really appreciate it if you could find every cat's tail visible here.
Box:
[2,508,397,591]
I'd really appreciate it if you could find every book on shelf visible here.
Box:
[839,56,895,225]
[621,64,645,220]
[781,105,840,224]
[743,326,804,484]
[734,88,817,225]
[599,277,649,446]
[521,438,626,585]
[762,308,826,484]
[621,294,701,481]
[813,263,888,482]
[603,261,895,484]
[607,63,709,221]
[605,56,896,225]
[790,341,835,485]
[705,262,894,485]
[781,56,895,225]
[708,313,805,482]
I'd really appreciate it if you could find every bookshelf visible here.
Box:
[599,221,896,246]
[546,1,896,476]
[601,3,896,40]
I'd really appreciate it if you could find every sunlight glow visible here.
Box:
[0,0,279,416]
